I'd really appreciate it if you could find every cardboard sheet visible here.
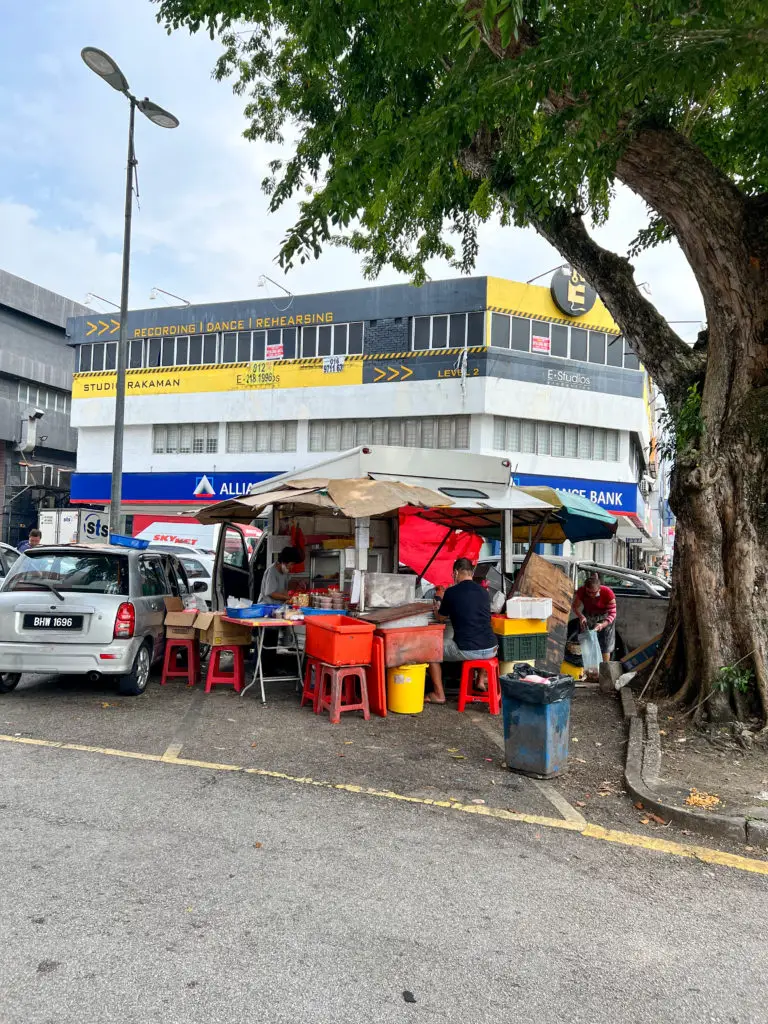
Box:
[515,553,574,675]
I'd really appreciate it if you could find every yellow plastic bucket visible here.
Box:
[386,663,428,714]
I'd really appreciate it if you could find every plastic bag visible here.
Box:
[578,629,602,672]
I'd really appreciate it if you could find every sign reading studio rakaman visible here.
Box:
[550,267,597,318]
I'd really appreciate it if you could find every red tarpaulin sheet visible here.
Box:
[398,508,483,587]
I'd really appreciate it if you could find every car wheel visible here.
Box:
[0,672,21,694]
[118,644,151,696]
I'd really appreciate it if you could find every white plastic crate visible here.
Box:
[505,596,553,620]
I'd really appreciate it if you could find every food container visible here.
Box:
[505,597,553,620]
[304,615,375,666]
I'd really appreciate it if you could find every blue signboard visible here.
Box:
[71,471,281,504]
[510,473,642,515]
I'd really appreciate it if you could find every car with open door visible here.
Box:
[0,545,207,696]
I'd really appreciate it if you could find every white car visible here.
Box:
[147,544,214,607]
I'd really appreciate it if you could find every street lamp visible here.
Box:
[81,47,179,536]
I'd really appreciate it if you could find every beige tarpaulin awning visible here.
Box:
[192,477,454,525]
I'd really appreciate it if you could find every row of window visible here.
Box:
[77,322,366,372]
[75,314,642,372]
[489,313,640,370]
[493,416,621,462]
[150,416,472,456]
[308,416,471,452]
[18,382,71,414]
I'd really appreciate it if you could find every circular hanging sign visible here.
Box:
[550,267,597,318]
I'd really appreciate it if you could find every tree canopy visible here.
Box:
[157,0,768,722]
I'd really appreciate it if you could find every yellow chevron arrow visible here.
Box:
[85,321,97,336]
[400,364,413,381]
[373,367,387,382]
[110,319,120,333]
[387,365,399,381]
[98,320,110,336]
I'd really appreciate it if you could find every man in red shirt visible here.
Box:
[571,572,617,662]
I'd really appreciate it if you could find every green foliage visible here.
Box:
[715,663,754,696]
[154,0,768,275]
[658,384,704,465]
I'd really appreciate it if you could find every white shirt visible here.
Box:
[259,562,286,602]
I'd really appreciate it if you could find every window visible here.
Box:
[179,556,209,580]
[411,313,481,350]
[176,337,189,365]
[153,423,218,454]
[164,557,190,599]
[491,313,511,349]
[161,338,175,367]
[623,343,640,370]
[17,382,28,403]
[189,335,203,364]
[202,335,218,364]
[308,416,470,452]
[252,331,266,361]
[511,317,530,352]
[148,338,161,367]
[226,421,298,453]
[570,328,588,361]
[138,556,168,596]
[492,416,620,462]
[222,333,238,363]
[298,323,360,359]
[588,331,606,364]
[129,339,144,368]
[79,346,92,372]
[606,334,623,367]
[551,325,568,358]
[105,343,117,370]
[91,343,105,371]
[237,334,251,362]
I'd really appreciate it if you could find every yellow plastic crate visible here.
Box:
[492,615,548,636]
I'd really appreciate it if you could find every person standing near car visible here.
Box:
[18,528,41,554]
[571,572,617,662]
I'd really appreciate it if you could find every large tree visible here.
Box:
[156,0,768,726]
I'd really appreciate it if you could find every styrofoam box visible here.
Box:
[506,597,553,620]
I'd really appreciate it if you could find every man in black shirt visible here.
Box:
[426,558,498,703]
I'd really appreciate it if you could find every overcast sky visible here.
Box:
[0,0,705,341]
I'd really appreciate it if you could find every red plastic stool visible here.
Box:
[458,659,501,715]
[205,645,245,694]
[161,638,200,687]
[301,657,323,711]
[317,664,370,724]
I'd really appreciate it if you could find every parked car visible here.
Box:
[0,545,206,696]
[474,556,670,660]
[0,542,20,579]
[148,545,215,607]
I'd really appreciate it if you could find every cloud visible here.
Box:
[0,0,704,340]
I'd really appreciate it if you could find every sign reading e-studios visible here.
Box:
[550,268,597,318]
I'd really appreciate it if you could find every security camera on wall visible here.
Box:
[31,409,45,420]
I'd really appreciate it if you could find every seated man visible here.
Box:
[426,557,498,704]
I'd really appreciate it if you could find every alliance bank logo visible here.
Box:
[193,475,216,497]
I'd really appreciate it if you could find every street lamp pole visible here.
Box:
[110,95,136,536]
[80,47,179,537]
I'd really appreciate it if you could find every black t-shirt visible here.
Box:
[439,579,496,652]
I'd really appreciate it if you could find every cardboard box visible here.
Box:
[164,597,199,640]
[195,612,253,647]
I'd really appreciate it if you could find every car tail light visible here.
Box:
[114,602,135,639]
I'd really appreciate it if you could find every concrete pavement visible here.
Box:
[2,738,767,1024]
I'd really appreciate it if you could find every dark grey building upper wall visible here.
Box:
[67,276,489,344]
[0,269,91,329]
[0,308,75,392]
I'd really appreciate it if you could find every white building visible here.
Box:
[67,273,660,565]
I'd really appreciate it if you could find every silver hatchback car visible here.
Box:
[0,545,204,696]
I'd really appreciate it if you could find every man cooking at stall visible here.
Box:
[426,558,498,704]
[571,571,617,663]
[258,545,302,602]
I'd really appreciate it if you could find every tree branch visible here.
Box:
[534,209,706,400]
[616,129,759,321]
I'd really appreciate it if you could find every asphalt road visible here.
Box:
[2,740,767,1024]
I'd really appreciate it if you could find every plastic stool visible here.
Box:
[458,658,501,715]
[317,664,370,724]
[161,638,200,687]
[205,645,245,694]
[301,657,323,711]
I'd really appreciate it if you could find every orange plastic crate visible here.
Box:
[304,615,376,666]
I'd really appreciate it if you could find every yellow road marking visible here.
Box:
[162,743,184,762]
[1,732,766,876]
